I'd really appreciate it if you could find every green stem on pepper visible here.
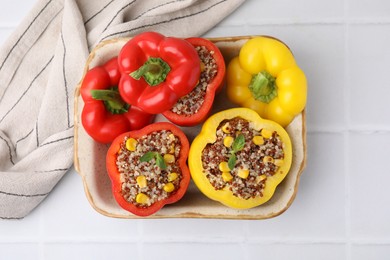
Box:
[90,88,129,114]
[249,71,277,103]
[130,57,171,86]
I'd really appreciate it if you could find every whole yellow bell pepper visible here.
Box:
[188,107,292,209]
[226,36,307,127]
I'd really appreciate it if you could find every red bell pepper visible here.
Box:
[106,122,190,217]
[80,57,155,144]
[118,31,201,114]
[162,37,226,126]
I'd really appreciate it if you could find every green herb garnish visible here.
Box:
[227,134,245,170]
[140,151,167,170]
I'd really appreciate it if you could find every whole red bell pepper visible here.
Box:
[118,32,201,114]
[106,122,190,217]
[80,57,155,144]
[162,37,226,126]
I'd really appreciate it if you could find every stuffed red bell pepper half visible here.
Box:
[162,37,226,126]
[106,122,190,217]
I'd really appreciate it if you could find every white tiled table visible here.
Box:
[1,0,390,259]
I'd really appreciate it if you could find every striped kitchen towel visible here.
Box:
[0,0,245,219]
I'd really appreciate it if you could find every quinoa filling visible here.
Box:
[170,45,218,116]
[201,117,285,200]
[116,130,182,207]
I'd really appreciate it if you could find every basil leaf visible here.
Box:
[140,151,167,170]
[155,153,167,170]
[228,154,236,170]
[232,134,245,152]
[140,151,156,163]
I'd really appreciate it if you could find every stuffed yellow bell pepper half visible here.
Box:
[226,36,307,127]
[188,107,292,209]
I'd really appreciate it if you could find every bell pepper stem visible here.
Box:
[130,57,171,86]
[91,88,129,114]
[249,71,277,103]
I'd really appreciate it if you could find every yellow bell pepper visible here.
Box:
[226,36,307,127]
[188,108,292,209]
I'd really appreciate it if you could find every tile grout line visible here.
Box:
[0,25,17,29]
[0,17,390,29]
[114,236,341,244]
[344,0,352,259]
[138,220,145,260]
[39,208,45,260]
[244,220,251,260]
[240,221,249,260]
[351,238,390,245]
[308,127,390,133]
[2,236,390,245]
[215,18,390,28]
